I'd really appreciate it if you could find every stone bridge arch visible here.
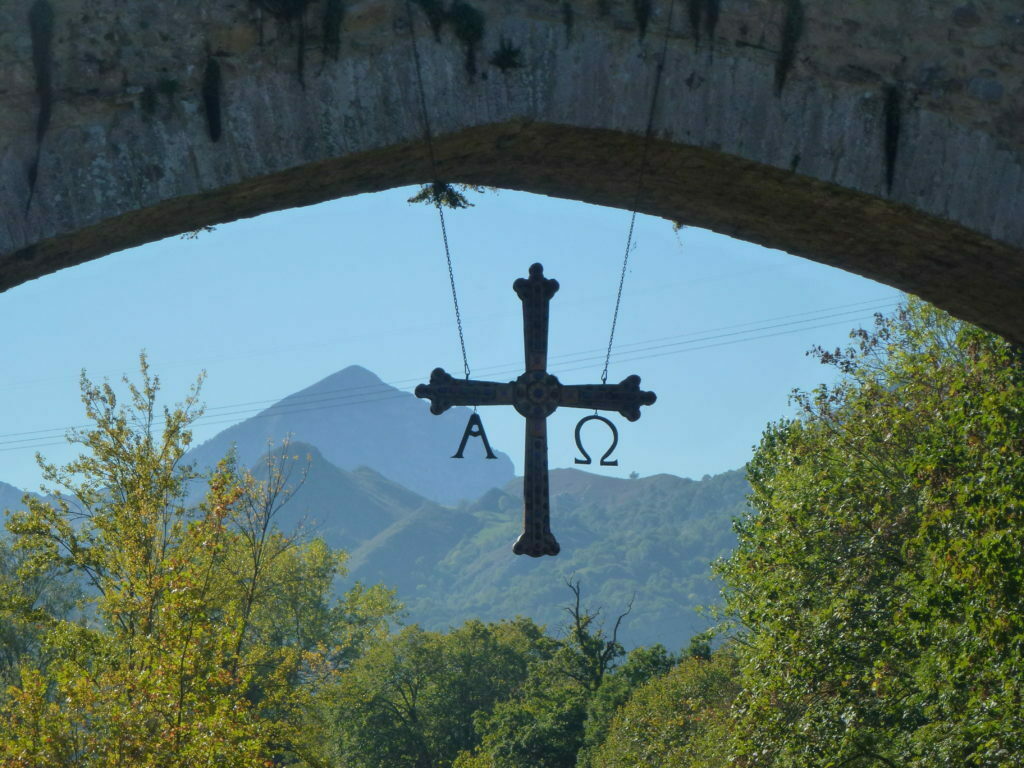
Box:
[1,0,1022,341]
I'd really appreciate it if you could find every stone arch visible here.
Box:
[1,0,1022,341]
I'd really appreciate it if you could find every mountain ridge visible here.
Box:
[246,440,433,551]
[1,366,747,650]
[233,431,745,649]
[0,481,30,514]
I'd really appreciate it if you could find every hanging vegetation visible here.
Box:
[408,182,484,209]
[489,38,522,72]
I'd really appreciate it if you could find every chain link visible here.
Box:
[437,204,470,379]
[405,0,471,380]
[601,0,678,386]
[601,212,636,385]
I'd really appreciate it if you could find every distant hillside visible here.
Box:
[256,445,748,649]
[186,365,515,505]
[247,441,439,551]
[0,481,30,515]
[360,468,749,650]
[1,437,747,651]
[0,482,47,520]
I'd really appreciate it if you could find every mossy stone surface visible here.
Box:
[1,0,1022,343]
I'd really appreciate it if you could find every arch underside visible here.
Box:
[7,122,1022,343]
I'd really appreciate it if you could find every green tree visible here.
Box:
[718,301,1024,767]
[577,643,679,767]
[329,617,554,768]
[466,676,588,768]
[0,536,80,693]
[588,650,741,768]
[464,582,635,768]
[0,357,398,766]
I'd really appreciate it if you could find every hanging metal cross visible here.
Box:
[415,263,656,557]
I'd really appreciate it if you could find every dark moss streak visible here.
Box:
[202,57,223,142]
[411,0,488,77]
[704,0,719,41]
[449,1,485,76]
[323,0,345,60]
[775,0,804,95]
[26,0,55,210]
[883,85,902,193]
[688,0,720,45]
[634,0,653,38]
[413,0,446,41]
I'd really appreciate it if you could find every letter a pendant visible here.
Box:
[452,412,498,459]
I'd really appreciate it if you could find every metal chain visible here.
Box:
[436,204,470,379]
[601,213,636,385]
[601,0,678,386]
[404,0,471,380]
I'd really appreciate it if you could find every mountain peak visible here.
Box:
[276,366,387,405]
[304,365,385,393]
[186,365,515,505]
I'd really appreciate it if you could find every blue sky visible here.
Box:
[0,187,901,492]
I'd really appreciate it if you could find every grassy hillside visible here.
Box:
[249,442,439,549]
[347,468,748,649]
[243,440,749,649]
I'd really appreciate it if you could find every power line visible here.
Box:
[0,300,898,455]
[0,297,895,444]
[0,294,896,441]
[0,299,899,447]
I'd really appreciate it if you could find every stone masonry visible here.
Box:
[0,0,1022,340]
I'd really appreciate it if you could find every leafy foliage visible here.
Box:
[456,584,655,768]
[0,538,79,691]
[718,300,1024,767]
[0,357,398,766]
[576,643,680,766]
[327,618,555,768]
[324,582,660,768]
[587,650,740,768]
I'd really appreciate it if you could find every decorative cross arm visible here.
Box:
[415,369,655,421]
[414,369,514,414]
[560,376,657,421]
